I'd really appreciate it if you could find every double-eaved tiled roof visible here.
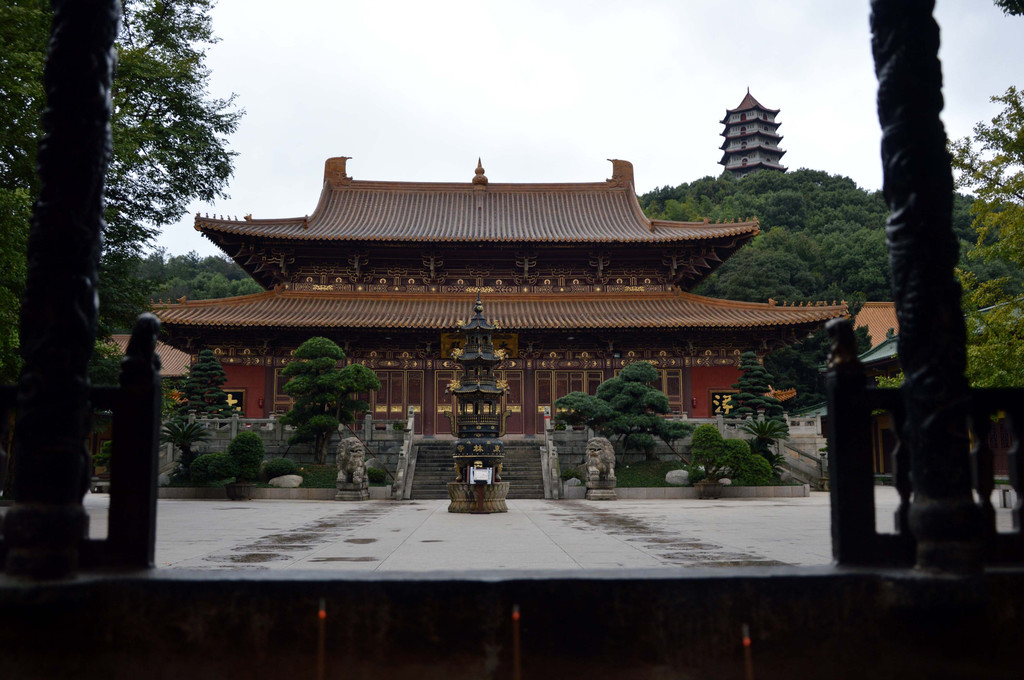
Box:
[154,289,847,332]
[194,158,760,245]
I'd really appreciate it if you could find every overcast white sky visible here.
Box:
[154,0,1024,258]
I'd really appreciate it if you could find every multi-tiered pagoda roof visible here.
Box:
[719,91,787,178]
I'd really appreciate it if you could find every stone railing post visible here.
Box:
[3,0,121,579]
[871,0,981,573]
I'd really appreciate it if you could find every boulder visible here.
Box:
[719,478,732,486]
[665,469,689,485]
[269,474,303,488]
[565,478,582,487]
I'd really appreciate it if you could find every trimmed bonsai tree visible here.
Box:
[552,391,613,431]
[731,351,787,423]
[555,361,692,460]
[180,349,231,418]
[280,337,381,464]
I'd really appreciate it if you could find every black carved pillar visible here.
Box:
[3,0,120,578]
[870,0,981,572]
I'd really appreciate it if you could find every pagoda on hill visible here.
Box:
[720,90,787,178]
[154,157,845,436]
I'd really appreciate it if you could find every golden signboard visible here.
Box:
[224,389,245,413]
[710,390,738,415]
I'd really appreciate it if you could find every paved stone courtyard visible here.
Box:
[73,487,994,571]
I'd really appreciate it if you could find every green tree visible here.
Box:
[0,0,242,377]
[951,86,1024,387]
[0,0,47,382]
[994,0,1024,16]
[180,349,230,417]
[101,0,243,333]
[724,438,774,486]
[555,362,692,460]
[738,418,788,477]
[160,419,211,477]
[688,424,730,482]
[731,352,786,422]
[141,248,263,301]
[763,324,870,411]
[551,391,613,431]
[280,337,381,465]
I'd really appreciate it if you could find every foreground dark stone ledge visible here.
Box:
[2,566,1021,679]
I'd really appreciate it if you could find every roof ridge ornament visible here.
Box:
[472,158,488,186]
[606,159,634,189]
[324,156,352,188]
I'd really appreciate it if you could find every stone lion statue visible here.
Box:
[336,435,368,486]
[585,436,616,483]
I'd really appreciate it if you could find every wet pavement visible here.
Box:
[72,487,984,571]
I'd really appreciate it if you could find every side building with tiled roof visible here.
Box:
[155,157,846,436]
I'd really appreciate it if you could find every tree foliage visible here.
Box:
[102,0,243,332]
[280,337,381,465]
[160,419,211,476]
[140,248,262,301]
[0,0,241,379]
[180,349,230,417]
[994,0,1024,16]
[731,352,787,423]
[639,169,987,307]
[226,431,265,483]
[688,424,730,481]
[951,86,1024,387]
[554,361,692,459]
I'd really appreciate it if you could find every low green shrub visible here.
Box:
[297,465,338,488]
[263,457,298,480]
[228,431,265,482]
[724,439,773,486]
[366,467,387,484]
[190,452,238,485]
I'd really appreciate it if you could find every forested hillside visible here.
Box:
[639,169,979,305]
[141,249,263,302]
[638,169,983,409]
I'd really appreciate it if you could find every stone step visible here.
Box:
[410,440,546,500]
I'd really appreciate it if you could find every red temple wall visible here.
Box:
[689,365,742,418]
[222,364,269,418]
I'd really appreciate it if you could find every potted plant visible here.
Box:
[225,431,265,500]
[689,424,730,499]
